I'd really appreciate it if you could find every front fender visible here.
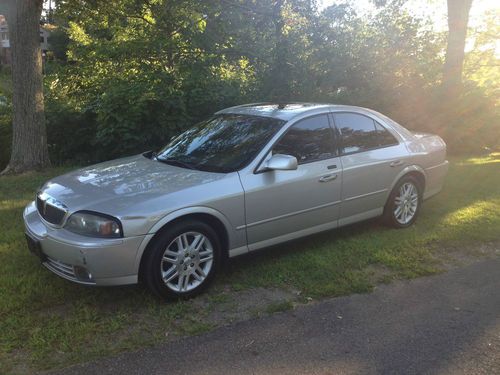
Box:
[133,206,244,275]
[147,206,233,234]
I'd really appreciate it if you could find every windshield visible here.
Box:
[156,114,285,173]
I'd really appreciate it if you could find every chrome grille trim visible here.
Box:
[43,256,96,285]
[45,256,76,279]
[36,192,68,226]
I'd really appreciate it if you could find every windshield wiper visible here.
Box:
[156,157,198,170]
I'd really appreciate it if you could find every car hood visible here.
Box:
[40,154,227,214]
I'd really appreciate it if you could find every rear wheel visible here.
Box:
[143,220,221,299]
[384,176,422,228]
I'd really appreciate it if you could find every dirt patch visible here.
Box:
[194,287,297,326]
[432,240,500,270]
[365,263,396,285]
[5,350,31,375]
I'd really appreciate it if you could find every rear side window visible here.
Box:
[273,114,335,164]
[334,113,398,154]
[374,121,398,147]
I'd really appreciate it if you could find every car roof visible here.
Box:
[216,102,371,121]
[215,102,415,141]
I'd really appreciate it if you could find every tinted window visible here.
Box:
[273,115,335,164]
[156,114,285,173]
[335,113,377,154]
[335,113,397,154]
[374,121,398,147]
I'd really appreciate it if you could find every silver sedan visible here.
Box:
[24,103,448,298]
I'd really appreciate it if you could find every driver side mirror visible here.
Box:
[264,154,298,171]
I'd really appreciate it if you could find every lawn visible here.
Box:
[1,154,499,373]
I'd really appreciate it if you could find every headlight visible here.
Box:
[65,211,123,238]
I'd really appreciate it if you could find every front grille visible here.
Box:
[36,194,67,225]
[43,256,96,285]
[44,256,77,281]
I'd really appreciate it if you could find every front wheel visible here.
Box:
[384,176,422,228]
[143,220,221,299]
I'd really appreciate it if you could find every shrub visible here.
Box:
[0,107,11,171]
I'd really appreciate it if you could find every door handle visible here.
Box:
[390,160,404,167]
[319,173,338,182]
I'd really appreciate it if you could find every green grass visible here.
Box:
[1,154,499,373]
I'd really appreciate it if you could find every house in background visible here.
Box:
[0,15,9,66]
[0,14,52,67]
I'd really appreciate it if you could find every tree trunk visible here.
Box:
[269,0,291,102]
[1,0,50,175]
[442,0,473,98]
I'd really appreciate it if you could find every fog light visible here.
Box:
[73,266,93,282]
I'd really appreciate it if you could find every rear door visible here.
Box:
[332,112,410,226]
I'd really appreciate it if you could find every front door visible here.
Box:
[239,114,342,250]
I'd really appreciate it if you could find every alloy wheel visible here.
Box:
[393,182,419,225]
[160,231,214,292]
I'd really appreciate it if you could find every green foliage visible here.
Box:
[464,9,500,99]
[0,72,12,170]
[45,103,98,164]
[0,116,11,171]
[47,27,70,61]
[440,86,500,154]
[43,0,264,164]
[1,0,496,166]
[438,7,500,154]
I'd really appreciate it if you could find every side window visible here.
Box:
[273,114,335,164]
[335,113,399,154]
[335,113,378,154]
[374,121,398,147]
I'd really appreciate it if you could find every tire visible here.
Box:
[383,175,422,228]
[143,219,221,299]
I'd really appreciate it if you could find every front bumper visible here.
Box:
[23,201,144,286]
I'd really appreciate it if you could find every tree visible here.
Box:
[442,0,473,97]
[268,0,291,101]
[1,0,50,174]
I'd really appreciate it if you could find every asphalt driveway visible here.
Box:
[52,257,500,375]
